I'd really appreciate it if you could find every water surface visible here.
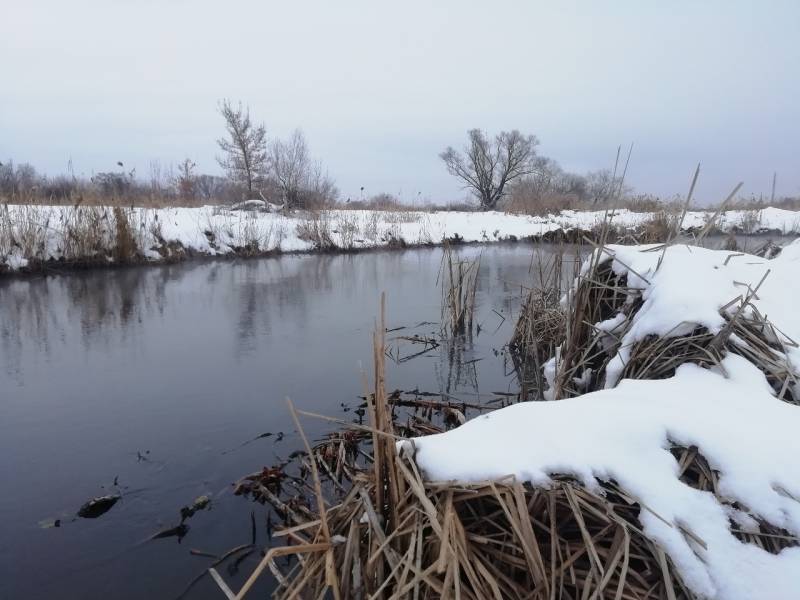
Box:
[0,245,545,599]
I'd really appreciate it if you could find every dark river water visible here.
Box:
[0,245,553,600]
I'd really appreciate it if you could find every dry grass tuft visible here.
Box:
[295,210,336,250]
[543,249,798,402]
[112,207,138,262]
[509,247,575,398]
[439,243,480,337]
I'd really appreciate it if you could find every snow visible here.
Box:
[5,249,28,270]
[401,357,800,599]
[555,206,800,235]
[230,199,268,211]
[1,204,798,271]
[400,240,800,600]
[595,242,800,387]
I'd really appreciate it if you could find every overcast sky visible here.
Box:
[2,0,799,204]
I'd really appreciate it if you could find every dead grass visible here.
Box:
[211,298,694,599]
[295,210,336,250]
[509,246,576,398]
[670,443,799,555]
[537,236,797,403]
[439,243,480,336]
[334,212,359,249]
[112,207,138,262]
[4,190,210,209]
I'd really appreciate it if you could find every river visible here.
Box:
[0,245,556,599]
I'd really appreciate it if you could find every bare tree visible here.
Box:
[440,129,539,210]
[195,174,225,201]
[585,169,617,204]
[176,158,196,200]
[271,129,310,208]
[216,100,268,194]
[270,129,338,209]
[93,170,134,197]
[304,160,339,208]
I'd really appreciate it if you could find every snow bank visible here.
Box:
[598,241,800,387]
[402,240,800,599]
[404,357,800,599]
[1,204,798,271]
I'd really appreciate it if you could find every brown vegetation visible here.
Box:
[209,301,693,599]
[439,243,480,336]
[510,247,576,398]
[536,241,797,403]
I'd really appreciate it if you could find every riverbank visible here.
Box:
[2,203,799,274]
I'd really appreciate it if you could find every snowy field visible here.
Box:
[1,203,799,271]
[403,240,800,599]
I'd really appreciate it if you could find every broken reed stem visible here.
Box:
[658,163,701,270]
[695,181,744,243]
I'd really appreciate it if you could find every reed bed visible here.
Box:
[209,297,692,599]
[0,203,154,270]
[542,249,798,403]
[509,246,576,399]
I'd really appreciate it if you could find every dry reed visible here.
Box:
[439,243,480,337]
[509,248,573,400]
[545,250,797,403]
[213,295,694,599]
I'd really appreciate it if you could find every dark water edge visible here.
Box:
[0,244,557,600]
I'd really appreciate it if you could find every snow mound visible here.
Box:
[596,241,800,387]
[403,241,800,599]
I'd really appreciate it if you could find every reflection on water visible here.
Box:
[0,245,556,599]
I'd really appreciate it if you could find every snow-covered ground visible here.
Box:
[402,240,800,599]
[1,203,799,272]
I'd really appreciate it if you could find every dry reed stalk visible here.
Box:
[509,246,574,399]
[439,243,480,337]
[695,182,744,243]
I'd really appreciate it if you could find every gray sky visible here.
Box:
[2,0,799,204]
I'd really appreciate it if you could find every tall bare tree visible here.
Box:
[585,169,617,204]
[216,100,268,194]
[270,129,338,209]
[440,129,539,210]
[271,129,310,208]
